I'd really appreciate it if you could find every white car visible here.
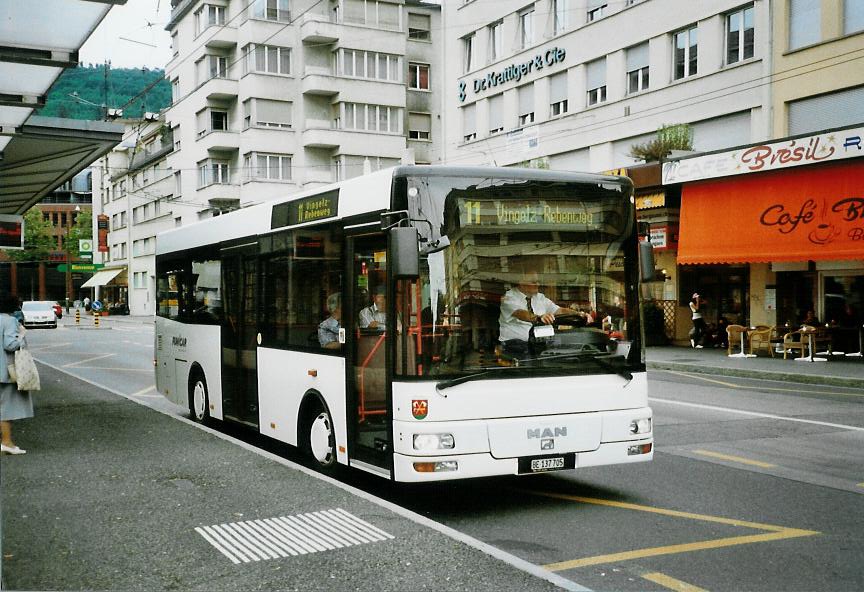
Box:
[21,301,58,329]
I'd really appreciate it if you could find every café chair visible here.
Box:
[748,325,773,357]
[782,329,809,359]
[726,324,747,356]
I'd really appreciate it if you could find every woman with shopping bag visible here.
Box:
[1,290,34,455]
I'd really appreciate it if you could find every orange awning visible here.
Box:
[678,160,864,264]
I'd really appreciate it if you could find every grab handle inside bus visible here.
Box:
[390,226,420,278]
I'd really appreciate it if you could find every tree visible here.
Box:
[629,124,693,162]
[5,209,55,263]
[66,210,92,260]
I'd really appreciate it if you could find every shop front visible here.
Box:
[80,266,129,314]
[664,127,863,348]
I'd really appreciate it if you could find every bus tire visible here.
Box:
[300,397,337,473]
[188,368,210,424]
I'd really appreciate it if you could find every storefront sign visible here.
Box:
[458,47,566,102]
[636,192,666,210]
[649,225,677,251]
[97,214,109,253]
[663,125,864,184]
[0,214,24,250]
[678,161,864,264]
[57,263,105,272]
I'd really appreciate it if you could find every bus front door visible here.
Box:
[347,233,392,474]
[220,246,259,428]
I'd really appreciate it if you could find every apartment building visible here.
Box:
[164,0,442,215]
[443,0,772,171]
[92,119,196,315]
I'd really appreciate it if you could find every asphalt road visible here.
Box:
[20,316,864,591]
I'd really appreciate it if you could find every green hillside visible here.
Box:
[38,64,171,120]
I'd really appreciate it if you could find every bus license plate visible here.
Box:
[518,454,574,474]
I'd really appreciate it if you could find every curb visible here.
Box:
[648,361,864,389]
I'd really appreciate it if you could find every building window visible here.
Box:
[244,44,291,76]
[553,0,569,34]
[517,83,534,125]
[463,32,475,73]
[243,98,292,129]
[339,49,400,81]
[488,93,503,134]
[197,108,229,138]
[171,32,179,57]
[489,20,503,62]
[462,103,476,141]
[244,152,292,182]
[174,171,182,197]
[408,63,429,90]
[133,271,147,289]
[340,103,401,133]
[789,0,820,49]
[519,7,534,48]
[673,26,698,79]
[342,0,401,30]
[408,13,430,40]
[197,55,228,84]
[408,112,431,140]
[197,159,231,188]
[250,0,290,22]
[846,0,864,35]
[626,43,649,93]
[195,4,225,36]
[586,58,606,105]
[171,78,180,104]
[548,72,568,117]
[726,5,754,64]
[587,1,607,22]
[172,125,181,151]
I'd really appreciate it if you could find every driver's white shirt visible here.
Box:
[498,287,559,342]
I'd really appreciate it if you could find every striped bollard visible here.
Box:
[75,309,81,325]
[94,311,100,327]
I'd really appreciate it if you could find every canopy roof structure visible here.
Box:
[0,0,126,215]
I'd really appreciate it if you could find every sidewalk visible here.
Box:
[0,364,580,592]
[647,344,864,389]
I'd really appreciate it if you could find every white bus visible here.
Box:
[155,166,653,482]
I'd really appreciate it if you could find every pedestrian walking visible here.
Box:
[1,290,34,455]
[689,293,707,349]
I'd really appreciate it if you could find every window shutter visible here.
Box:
[626,43,649,71]
[789,0,820,49]
[463,103,476,135]
[518,83,534,114]
[787,86,864,136]
[586,58,606,89]
[549,73,567,103]
[257,99,292,125]
[409,112,431,132]
[488,94,503,130]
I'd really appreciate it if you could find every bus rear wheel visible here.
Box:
[304,404,337,472]
[189,371,210,424]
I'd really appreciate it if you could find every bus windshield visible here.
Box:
[394,173,641,379]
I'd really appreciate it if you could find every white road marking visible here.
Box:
[650,397,864,432]
[62,353,114,368]
[129,386,156,398]
[196,509,394,564]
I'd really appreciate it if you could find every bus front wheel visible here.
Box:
[303,402,337,473]
[189,370,210,424]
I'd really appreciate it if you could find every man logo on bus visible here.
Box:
[412,400,428,420]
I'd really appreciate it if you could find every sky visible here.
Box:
[80,0,173,69]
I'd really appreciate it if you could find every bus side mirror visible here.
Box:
[639,240,655,283]
[390,226,419,278]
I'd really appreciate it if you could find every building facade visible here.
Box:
[164,0,442,215]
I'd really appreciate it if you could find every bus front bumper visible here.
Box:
[392,438,653,482]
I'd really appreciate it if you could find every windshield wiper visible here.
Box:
[435,366,518,390]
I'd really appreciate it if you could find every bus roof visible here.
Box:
[156,165,631,255]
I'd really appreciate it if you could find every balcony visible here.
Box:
[197,129,240,152]
[301,66,339,96]
[302,120,340,148]
[303,167,335,186]
[195,182,239,204]
[203,25,237,49]
[300,13,339,44]
[201,77,239,101]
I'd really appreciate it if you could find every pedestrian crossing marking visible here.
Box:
[195,508,394,564]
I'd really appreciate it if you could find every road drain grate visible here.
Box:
[195,508,394,564]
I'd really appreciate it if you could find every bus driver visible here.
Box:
[498,272,591,349]
[359,287,387,331]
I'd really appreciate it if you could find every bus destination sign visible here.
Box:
[460,199,595,227]
[271,190,339,229]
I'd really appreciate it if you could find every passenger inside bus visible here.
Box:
[318,292,342,350]
[359,287,387,331]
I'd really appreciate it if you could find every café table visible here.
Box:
[795,327,826,363]
[728,326,755,358]
[846,324,863,359]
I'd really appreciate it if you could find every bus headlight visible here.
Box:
[413,433,455,451]
[629,418,652,435]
